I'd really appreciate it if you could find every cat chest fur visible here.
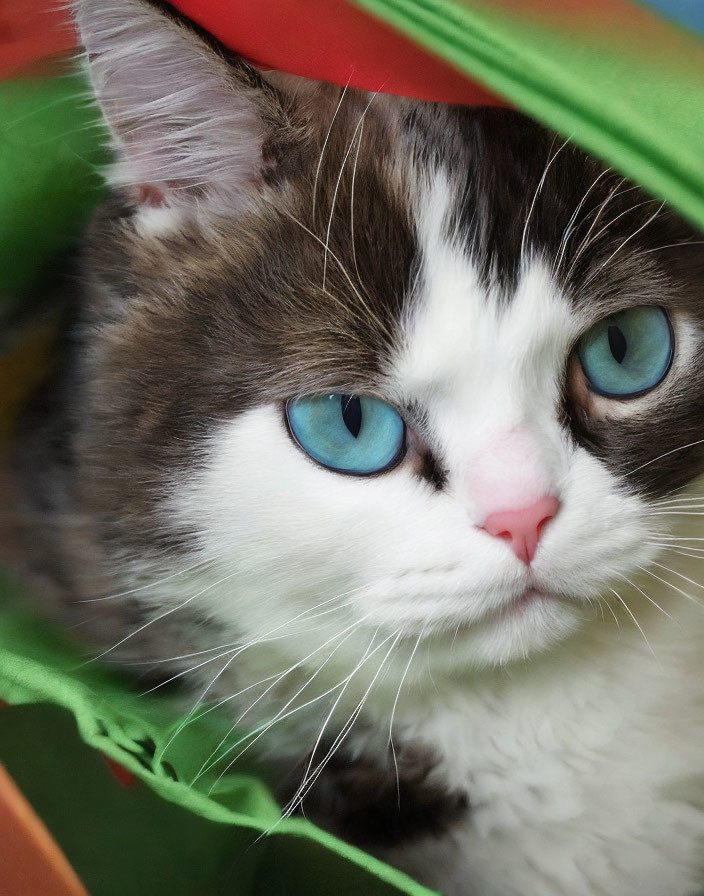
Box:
[301,613,704,896]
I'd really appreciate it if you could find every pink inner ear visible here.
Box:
[137,184,168,208]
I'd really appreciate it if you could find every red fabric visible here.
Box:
[0,0,503,103]
[166,0,508,104]
[101,755,137,789]
[0,0,687,100]
[0,0,76,78]
[0,0,505,103]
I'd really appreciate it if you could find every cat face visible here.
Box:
[70,0,704,700]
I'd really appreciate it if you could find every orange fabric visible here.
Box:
[0,761,89,896]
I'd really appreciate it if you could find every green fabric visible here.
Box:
[352,0,704,232]
[0,705,268,896]
[0,703,430,896]
[0,576,436,895]
[0,75,108,303]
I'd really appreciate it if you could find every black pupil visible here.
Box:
[608,325,628,364]
[340,395,362,438]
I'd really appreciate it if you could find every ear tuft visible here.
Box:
[73,0,285,218]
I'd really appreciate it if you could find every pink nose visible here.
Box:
[480,495,560,565]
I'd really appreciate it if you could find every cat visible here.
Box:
[7,0,704,893]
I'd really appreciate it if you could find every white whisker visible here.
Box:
[202,625,396,793]
[194,610,377,783]
[83,569,240,664]
[564,175,628,283]
[648,534,704,542]
[581,201,665,292]
[652,512,704,520]
[626,438,704,477]
[649,560,704,593]
[606,587,658,662]
[286,627,384,811]
[647,541,704,554]
[654,548,704,561]
[520,135,570,267]
[158,589,362,760]
[568,195,658,275]
[322,91,377,291]
[77,554,215,602]
[284,629,403,816]
[634,239,704,257]
[311,83,348,225]
[613,573,673,621]
[636,565,704,610]
[553,167,611,277]
[389,629,423,807]
[600,595,621,628]
[282,210,393,340]
[349,119,364,283]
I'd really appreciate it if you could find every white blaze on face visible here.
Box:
[168,173,657,683]
[395,172,579,523]
[388,172,654,640]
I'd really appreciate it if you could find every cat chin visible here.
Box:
[401,590,587,676]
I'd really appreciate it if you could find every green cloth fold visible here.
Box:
[0,578,436,895]
[353,0,704,231]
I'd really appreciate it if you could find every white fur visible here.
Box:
[74,0,270,224]
[146,174,704,894]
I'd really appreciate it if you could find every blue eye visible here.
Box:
[577,306,673,398]
[286,394,406,475]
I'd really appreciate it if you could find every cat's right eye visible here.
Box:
[576,306,674,399]
[285,394,406,476]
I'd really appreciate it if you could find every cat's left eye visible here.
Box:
[285,394,406,475]
[576,306,674,399]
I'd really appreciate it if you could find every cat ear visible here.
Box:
[73,0,293,220]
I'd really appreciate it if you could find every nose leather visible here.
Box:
[481,495,560,565]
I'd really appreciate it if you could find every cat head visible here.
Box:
[69,0,704,697]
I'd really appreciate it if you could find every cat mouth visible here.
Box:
[508,587,545,611]
[485,587,552,622]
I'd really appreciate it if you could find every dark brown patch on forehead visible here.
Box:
[407,107,703,305]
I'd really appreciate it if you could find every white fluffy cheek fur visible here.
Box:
[168,404,657,686]
[532,446,655,600]
[172,405,519,643]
